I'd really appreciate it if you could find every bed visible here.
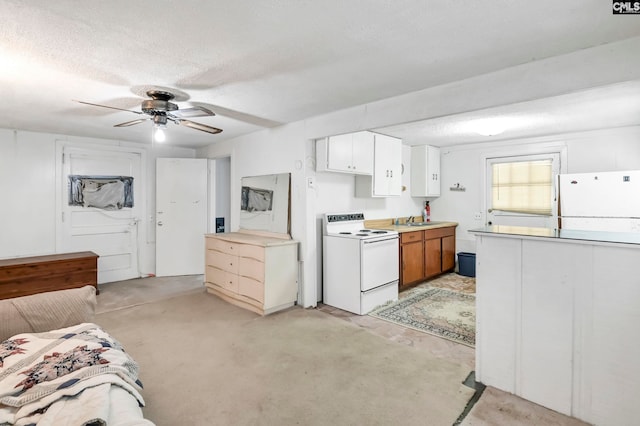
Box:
[0,286,154,426]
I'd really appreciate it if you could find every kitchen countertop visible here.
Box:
[365,219,458,233]
[470,225,640,246]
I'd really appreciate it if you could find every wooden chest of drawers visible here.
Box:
[205,232,298,315]
[0,251,99,300]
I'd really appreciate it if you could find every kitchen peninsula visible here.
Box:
[470,225,640,426]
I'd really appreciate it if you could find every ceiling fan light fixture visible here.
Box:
[154,124,166,143]
[152,114,167,143]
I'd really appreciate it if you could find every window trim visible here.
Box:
[480,142,568,226]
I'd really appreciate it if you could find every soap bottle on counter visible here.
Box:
[423,201,431,222]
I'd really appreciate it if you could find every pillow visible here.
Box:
[0,286,97,341]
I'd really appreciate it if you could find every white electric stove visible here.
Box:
[322,212,399,315]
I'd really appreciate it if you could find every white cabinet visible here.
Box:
[204,232,299,315]
[410,145,440,197]
[355,133,402,197]
[316,131,374,175]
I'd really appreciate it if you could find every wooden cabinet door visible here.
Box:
[401,241,423,286]
[372,133,401,196]
[351,131,374,174]
[426,145,441,196]
[424,237,442,277]
[442,235,456,272]
[327,133,354,172]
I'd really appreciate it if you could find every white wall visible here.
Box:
[0,129,196,276]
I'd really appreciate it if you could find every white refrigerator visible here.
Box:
[558,170,640,233]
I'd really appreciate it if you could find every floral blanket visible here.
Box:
[0,323,148,426]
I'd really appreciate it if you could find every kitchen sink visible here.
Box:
[404,221,444,227]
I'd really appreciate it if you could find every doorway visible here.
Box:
[57,144,143,284]
[155,158,207,276]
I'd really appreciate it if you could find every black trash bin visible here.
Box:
[457,252,476,277]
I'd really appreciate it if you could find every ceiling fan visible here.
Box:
[75,90,223,140]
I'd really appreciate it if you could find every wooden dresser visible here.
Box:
[204,232,298,315]
[0,251,99,300]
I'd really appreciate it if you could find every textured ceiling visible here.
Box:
[1,1,640,148]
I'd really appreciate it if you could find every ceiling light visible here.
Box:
[154,125,166,142]
[468,118,508,136]
[152,115,168,143]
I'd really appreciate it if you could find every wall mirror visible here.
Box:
[240,173,291,235]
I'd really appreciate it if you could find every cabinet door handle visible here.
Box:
[390,170,393,177]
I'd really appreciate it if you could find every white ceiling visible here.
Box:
[1,1,640,149]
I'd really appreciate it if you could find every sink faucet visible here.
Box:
[407,216,415,223]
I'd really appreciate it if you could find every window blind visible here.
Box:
[491,159,553,215]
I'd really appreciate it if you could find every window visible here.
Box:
[491,159,553,215]
[68,175,134,210]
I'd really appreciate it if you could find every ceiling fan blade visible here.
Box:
[114,118,150,127]
[170,106,215,119]
[179,119,223,134]
[73,100,143,115]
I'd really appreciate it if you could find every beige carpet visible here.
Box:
[96,275,204,314]
[96,290,475,426]
[459,387,589,426]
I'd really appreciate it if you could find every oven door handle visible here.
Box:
[363,236,399,244]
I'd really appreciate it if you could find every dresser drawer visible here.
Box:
[238,276,264,303]
[206,237,237,254]
[238,256,264,282]
[206,266,238,293]
[209,251,238,274]
[236,243,265,262]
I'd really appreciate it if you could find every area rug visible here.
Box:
[370,287,475,347]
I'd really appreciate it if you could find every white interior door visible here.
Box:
[59,146,142,284]
[156,158,207,276]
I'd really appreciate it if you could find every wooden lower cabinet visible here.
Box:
[424,237,442,277]
[401,239,424,284]
[442,235,456,271]
[399,226,456,289]
[204,232,299,315]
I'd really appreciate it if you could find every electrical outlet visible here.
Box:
[474,212,482,220]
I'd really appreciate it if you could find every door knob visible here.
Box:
[157,221,163,227]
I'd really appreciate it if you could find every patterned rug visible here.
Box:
[369,287,475,347]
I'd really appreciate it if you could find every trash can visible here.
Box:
[457,252,476,277]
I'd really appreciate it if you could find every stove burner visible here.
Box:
[339,232,352,235]
[360,229,372,232]
[372,230,388,234]
[355,233,369,236]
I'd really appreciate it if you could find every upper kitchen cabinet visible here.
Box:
[355,133,402,197]
[316,131,374,175]
[410,145,440,197]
